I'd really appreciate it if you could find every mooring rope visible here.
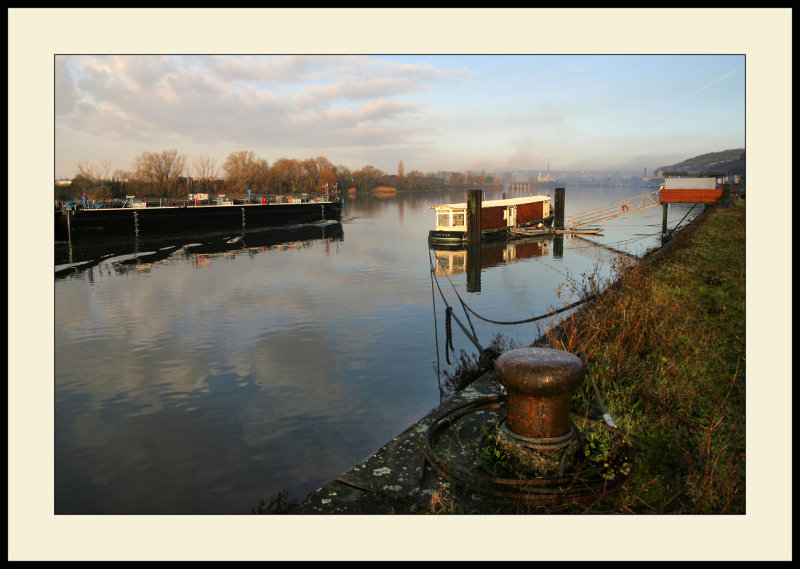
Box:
[419,352,637,506]
[429,253,444,393]
[430,249,594,327]
[444,307,454,365]
[429,250,479,338]
[429,249,486,361]
[663,203,699,242]
[466,295,591,326]
[418,393,633,508]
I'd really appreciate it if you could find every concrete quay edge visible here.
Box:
[291,372,505,514]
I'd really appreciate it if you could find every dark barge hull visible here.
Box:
[56,201,343,241]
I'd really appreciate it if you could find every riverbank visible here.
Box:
[538,199,746,514]
[283,200,746,514]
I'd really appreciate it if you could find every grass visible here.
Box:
[541,200,746,513]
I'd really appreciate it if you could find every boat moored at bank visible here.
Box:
[56,195,343,241]
[428,194,553,244]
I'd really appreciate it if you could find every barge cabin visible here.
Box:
[428,194,553,244]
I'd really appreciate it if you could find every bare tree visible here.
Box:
[251,158,270,193]
[192,154,220,191]
[132,152,156,183]
[154,149,187,197]
[352,165,384,193]
[267,158,303,195]
[131,149,187,197]
[100,160,112,182]
[223,150,264,194]
[76,161,96,182]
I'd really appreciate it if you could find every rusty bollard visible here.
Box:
[493,348,585,472]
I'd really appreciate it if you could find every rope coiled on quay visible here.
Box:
[417,391,633,508]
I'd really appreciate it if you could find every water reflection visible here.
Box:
[55,221,344,279]
[431,236,552,292]
[430,236,551,276]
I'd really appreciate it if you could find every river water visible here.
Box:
[54,185,700,514]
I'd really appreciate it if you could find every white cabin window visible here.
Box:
[437,213,451,227]
[452,213,465,227]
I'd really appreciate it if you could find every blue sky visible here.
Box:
[54,53,744,180]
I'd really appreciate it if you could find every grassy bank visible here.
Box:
[539,200,746,513]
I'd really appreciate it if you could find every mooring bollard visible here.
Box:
[494,347,584,455]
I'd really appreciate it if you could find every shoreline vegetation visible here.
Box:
[55,148,745,205]
[436,199,745,514]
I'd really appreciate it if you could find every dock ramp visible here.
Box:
[565,189,661,229]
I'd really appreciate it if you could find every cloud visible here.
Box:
[55,55,465,156]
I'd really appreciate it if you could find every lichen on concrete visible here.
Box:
[291,372,504,514]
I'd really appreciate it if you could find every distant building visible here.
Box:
[55,179,72,186]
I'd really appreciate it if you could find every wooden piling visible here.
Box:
[467,189,482,244]
[554,187,565,230]
[466,239,481,293]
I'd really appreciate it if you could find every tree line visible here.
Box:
[55,150,496,202]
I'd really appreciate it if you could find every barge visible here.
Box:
[428,194,553,244]
[55,196,343,241]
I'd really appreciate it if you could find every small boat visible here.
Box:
[428,194,553,244]
[509,226,604,238]
[508,226,557,238]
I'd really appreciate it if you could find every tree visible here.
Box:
[405,170,424,189]
[351,165,384,193]
[69,174,93,199]
[223,150,264,194]
[155,149,187,198]
[449,171,465,185]
[398,160,404,178]
[251,158,270,193]
[192,154,220,192]
[132,149,187,197]
[76,161,96,183]
[319,167,337,196]
[267,158,303,195]
[335,164,353,194]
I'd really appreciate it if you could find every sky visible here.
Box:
[54,53,745,181]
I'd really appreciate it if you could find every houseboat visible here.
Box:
[428,194,553,244]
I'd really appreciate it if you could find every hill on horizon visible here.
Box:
[656,149,745,177]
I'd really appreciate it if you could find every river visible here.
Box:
[54,185,700,514]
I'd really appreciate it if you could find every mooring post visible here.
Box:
[467,188,482,244]
[494,347,584,460]
[554,187,565,230]
[553,235,564,259]
[661,202,669,234]
[466,239,481,293]
[66,207,72,242]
